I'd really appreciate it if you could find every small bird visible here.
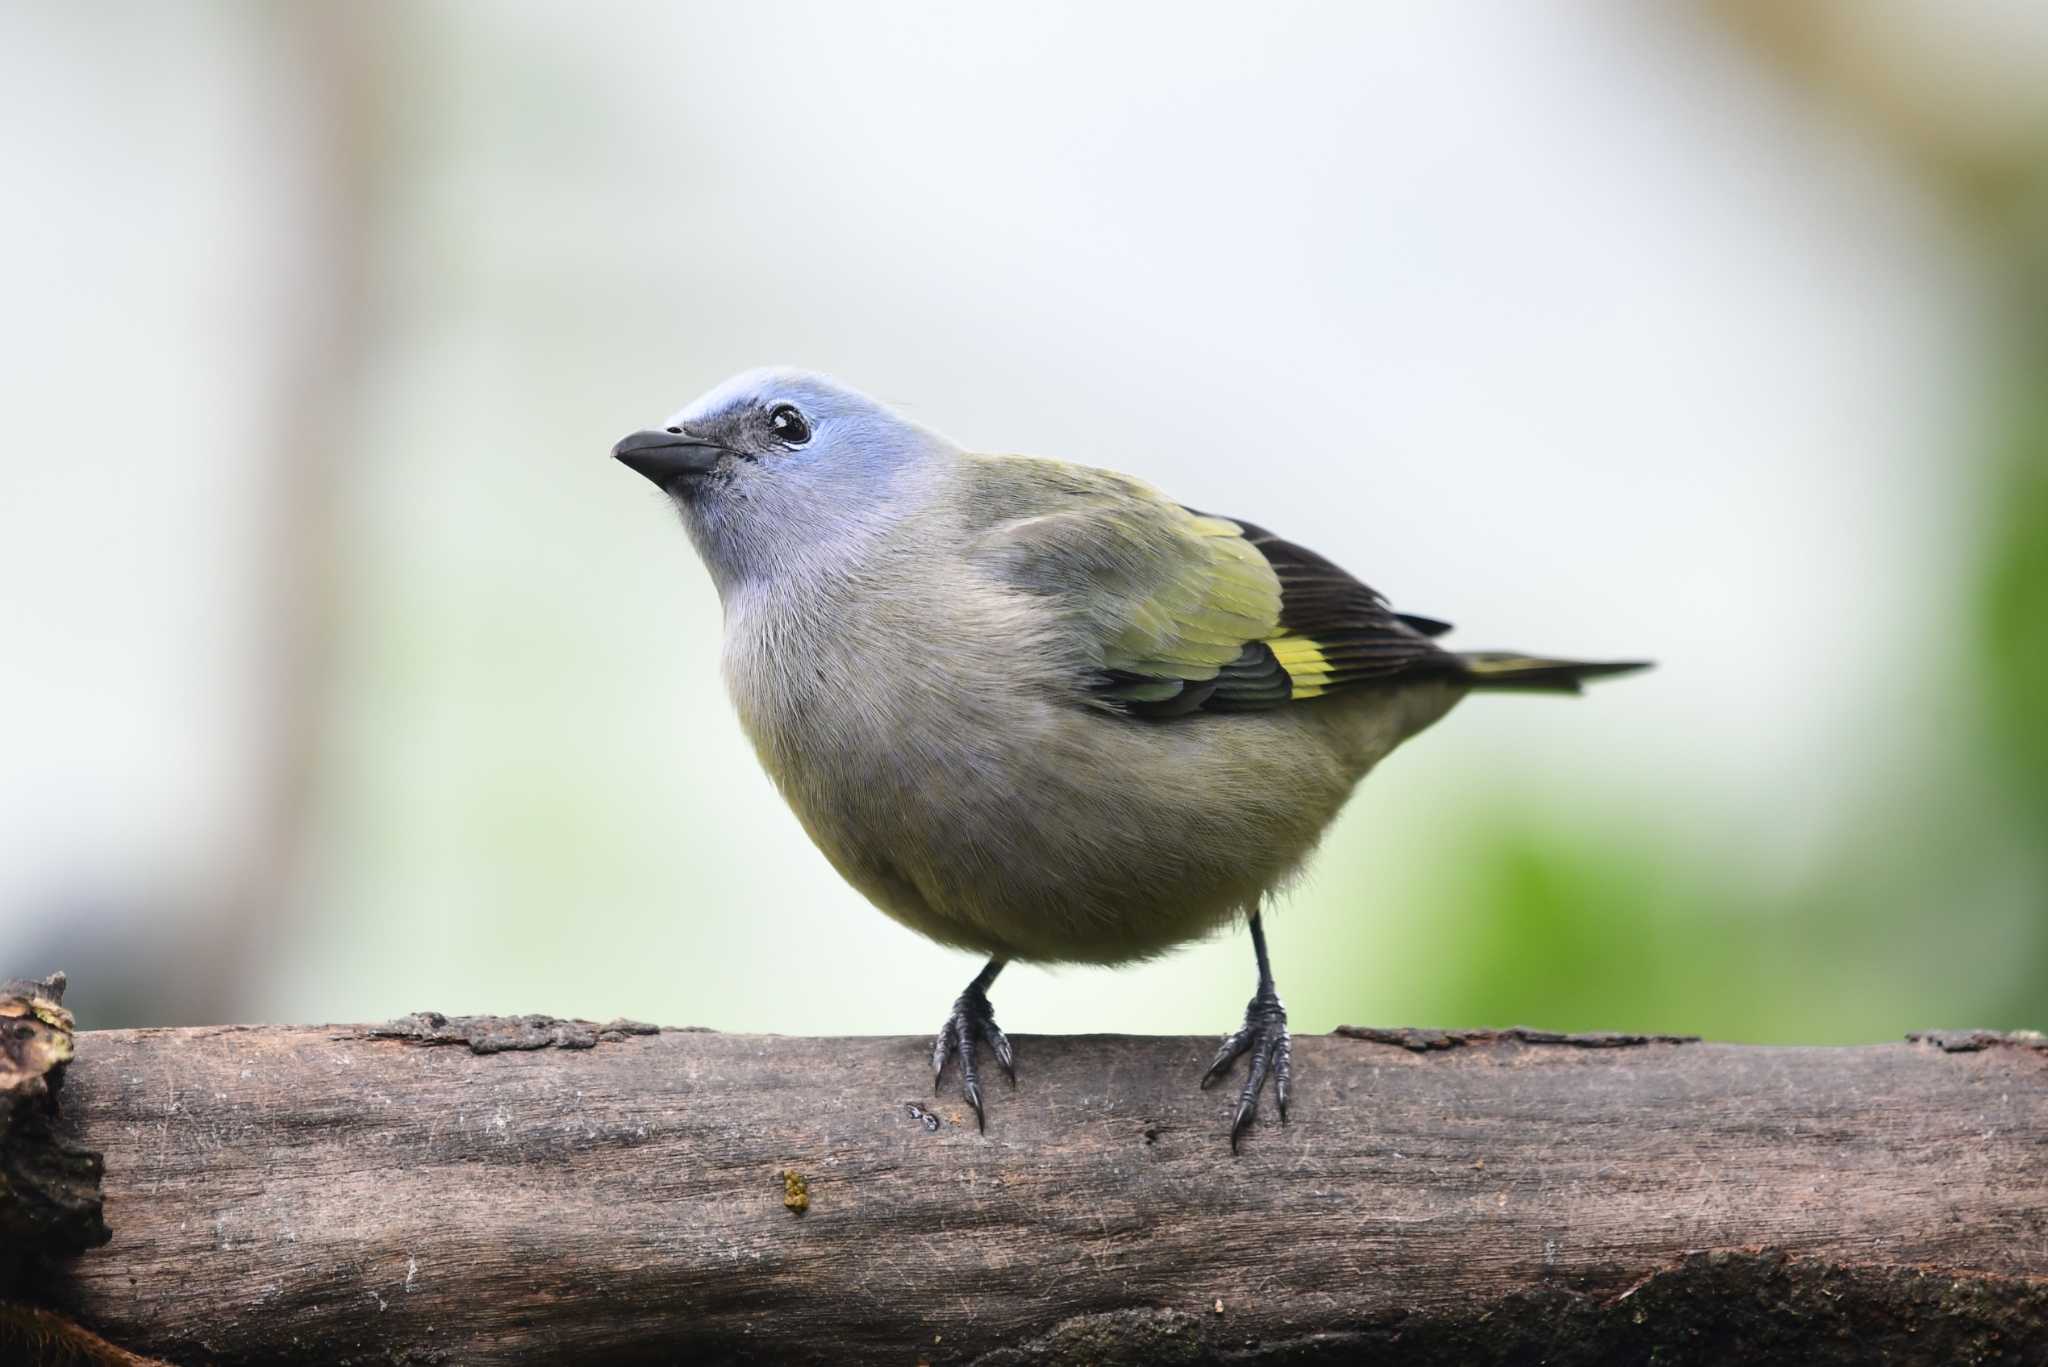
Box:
[614,368,1646,1149]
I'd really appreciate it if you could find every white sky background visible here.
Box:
[0,2,2020,1033]
[0,6,303,932]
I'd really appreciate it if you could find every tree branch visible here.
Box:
[7,995,2048,1365]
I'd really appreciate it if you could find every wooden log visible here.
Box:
[8,1010,2048,1365]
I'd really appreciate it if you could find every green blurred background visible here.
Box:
[3,2,2044,1043]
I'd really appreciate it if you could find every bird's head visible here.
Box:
[613,368,949,594]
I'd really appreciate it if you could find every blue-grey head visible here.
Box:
[613,368,950,595]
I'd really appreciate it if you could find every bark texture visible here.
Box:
[1,974,109,1277]
[8,1011,2048,1365]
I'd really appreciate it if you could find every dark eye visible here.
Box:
[767,404,811,446]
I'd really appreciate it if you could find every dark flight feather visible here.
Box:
[1097,512,1460,717]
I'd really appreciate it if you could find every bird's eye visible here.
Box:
[767,404,811,446]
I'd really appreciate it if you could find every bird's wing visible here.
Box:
[966,459,1457,718]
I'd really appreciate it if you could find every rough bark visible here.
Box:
[1,974,109,1278]
[7,1007,2048,1365]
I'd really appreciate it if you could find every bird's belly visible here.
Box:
[781,745,1271,964]
[743,682,1463,965]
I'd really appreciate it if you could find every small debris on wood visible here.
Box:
[905,1102,942,1132]
[361,1011,660,1054]
[1335,1025,1699,1053]
[1,973,75,1099]
[782,1169,810,1214]
[1908,1029,2048,1054]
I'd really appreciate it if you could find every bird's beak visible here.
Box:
[612,430,732,488]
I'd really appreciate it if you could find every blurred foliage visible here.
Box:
[1978,368,2048,825]
[1342,202,2048,1044]
[1969,183,2048,1023]
[1393,801,2042,1044]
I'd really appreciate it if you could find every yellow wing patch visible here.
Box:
[1264,635,1333,698]
[1197,520,1334,697]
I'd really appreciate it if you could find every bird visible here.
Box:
[613,367,1647,1150]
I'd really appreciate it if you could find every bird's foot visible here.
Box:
[931,978,1015,1132]
[1200,985,1290,1152]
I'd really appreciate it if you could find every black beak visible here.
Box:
[612,429,732,487]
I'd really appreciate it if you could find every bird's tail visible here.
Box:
[1456,652,1652,695]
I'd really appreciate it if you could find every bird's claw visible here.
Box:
[1200,986,1290,1152]
[932,981,1014,1132]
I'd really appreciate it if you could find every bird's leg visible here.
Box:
[931,957,1015,1132]
[1200,912,1291,1152]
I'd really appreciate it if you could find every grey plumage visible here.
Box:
[614,367,1646,1144]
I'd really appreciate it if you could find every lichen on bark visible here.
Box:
[1,973,111,1287]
